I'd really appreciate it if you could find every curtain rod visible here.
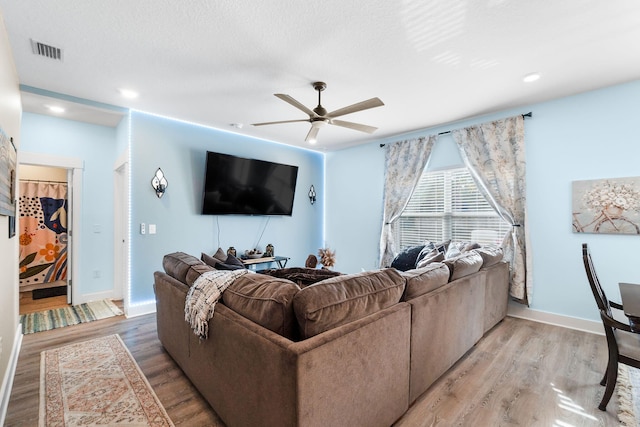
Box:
[380,112,532,148]
[19,179,67,184]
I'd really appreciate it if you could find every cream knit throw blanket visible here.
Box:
[185,269,251,339]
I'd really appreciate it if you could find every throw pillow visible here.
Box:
[201,252,221,268]
[391,245,425,271]
[415,248,444,269]
[213,247,227,262]
[215,253,247,270]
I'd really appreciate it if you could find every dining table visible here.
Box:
[618,282,640,331]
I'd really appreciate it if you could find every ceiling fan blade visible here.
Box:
[326,97,384,118]
[252,119,310,127]
[305,126,320,143]
[275,94,317,117]
[330,119,378,134]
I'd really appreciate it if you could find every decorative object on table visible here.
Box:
[572,177,640,234]
[318,247,336,269]
[40,334,174,426]
[245,248,263,259]
[305,254,318,268]
[308,185,317,204]
[227,246,237,257]
[151,167,168,198]
[265,243,274,257]
[0,131,17,216]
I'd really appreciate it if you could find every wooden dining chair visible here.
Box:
[582,242,640,410]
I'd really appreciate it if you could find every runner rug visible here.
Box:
[20,299,123,334]
[618,365,640,426]
[40,334,174,426]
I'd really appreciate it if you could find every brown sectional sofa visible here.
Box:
[154,248,509,427]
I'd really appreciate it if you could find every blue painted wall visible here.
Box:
[20,112,117,296]
[326,79,640,323]
[128,112,325,303]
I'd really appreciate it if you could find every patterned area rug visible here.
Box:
[20,299,123,334]
[618,365,640,426]
[40,334,174,426]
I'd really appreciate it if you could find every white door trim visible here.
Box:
[18,151,83,305]
[113,150,130,315]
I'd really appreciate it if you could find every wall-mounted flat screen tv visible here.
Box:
[202,151,299,216]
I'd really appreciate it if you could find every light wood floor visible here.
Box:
[5,315,623,426]
[19,292,69,315]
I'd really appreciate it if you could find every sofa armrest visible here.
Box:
[153,271,191,371]
[482,261,510,333]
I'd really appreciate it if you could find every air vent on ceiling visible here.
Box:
[30,39,63,61]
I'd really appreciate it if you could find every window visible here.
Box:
[395,167,510,249]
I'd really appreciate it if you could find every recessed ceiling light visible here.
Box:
[47,105,65,113]
[118,88,139,99]
[523,72,541,83]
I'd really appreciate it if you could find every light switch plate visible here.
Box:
[149,224,156,234]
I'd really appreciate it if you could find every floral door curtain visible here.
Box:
[18,181,68,289]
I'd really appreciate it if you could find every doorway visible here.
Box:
[17,165,69,313]
[17,152,82,315]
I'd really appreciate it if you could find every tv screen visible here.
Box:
[202,151,299,216]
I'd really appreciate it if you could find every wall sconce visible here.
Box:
[308,185,317,205]
[151,168,168,198]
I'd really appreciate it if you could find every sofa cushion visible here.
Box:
[475,246,504,268]
[223,273,301,340]
[400,262,450,300]
[391,245,425,271]
[163,252,215,286]
[293,268,406,339]
[443,251,484,281]
[261,267,342,287]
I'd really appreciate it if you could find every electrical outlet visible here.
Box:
[140,223,146,234]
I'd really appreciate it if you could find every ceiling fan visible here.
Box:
[252,81,384,144]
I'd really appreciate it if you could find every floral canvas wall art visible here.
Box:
[572,177,640,235]
[0,128,17,216]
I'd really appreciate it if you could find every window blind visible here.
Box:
[396,167,510,248]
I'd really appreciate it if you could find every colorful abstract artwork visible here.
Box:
[19,181,68,288]
[572,177,640,235]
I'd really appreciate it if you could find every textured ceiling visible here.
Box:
[1,0,640,151]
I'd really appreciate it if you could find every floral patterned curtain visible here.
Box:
[379,136,436,268]
[18,181,68,289]
[452,115,531,304]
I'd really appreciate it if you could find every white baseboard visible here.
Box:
[73,289,117,305]
[507,304,604,335]
[125,301,156,318]
[0,324,23,426]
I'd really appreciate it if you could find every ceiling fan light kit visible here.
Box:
[252,81,384,144]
